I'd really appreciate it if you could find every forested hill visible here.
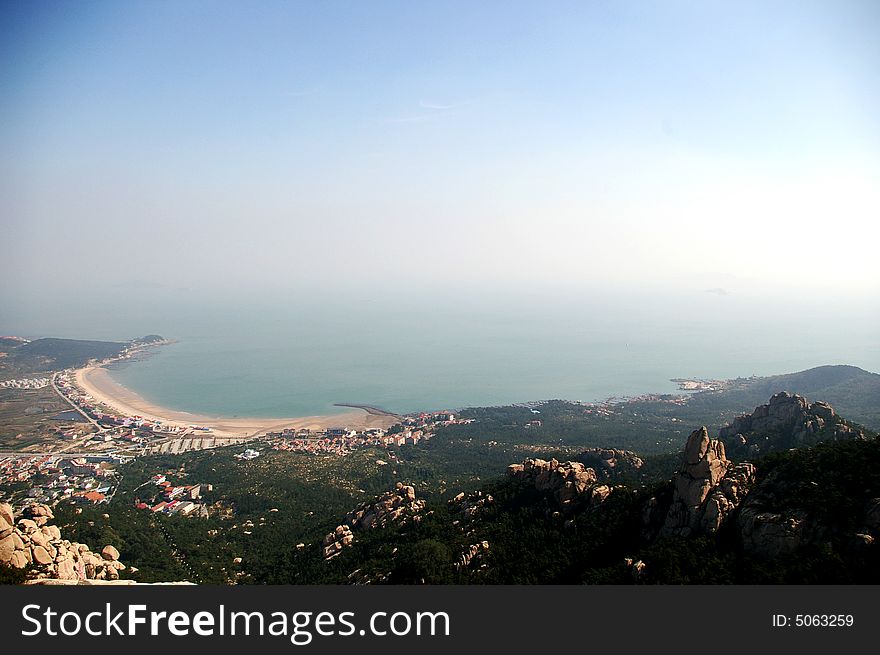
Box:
[296,396,879,585]
[687,365,880,430]
[0,336,158,377]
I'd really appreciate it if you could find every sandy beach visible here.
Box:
[73,366,400,438]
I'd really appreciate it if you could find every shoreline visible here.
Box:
[72,366,400,438]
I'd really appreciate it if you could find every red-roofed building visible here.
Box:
[82,491,105,503]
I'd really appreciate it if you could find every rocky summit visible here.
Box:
[719,391,865,458]
[323,482,426,560]
[507,458,611,512]
[0,502,126,582]
[658,427,756,538]
[577,448,644,476]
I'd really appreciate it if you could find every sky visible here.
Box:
[1,0,879,331]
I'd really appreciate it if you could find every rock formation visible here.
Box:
[659,427,756,537]
[577,448,644,475]
[719,392,865,458]
[0,502,127,582]
[507,458,610,512]
[323,482,426,560]
[457,541,490,570]
[449,490,494,517]
[737,506,821,558]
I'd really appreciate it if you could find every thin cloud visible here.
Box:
[386,100,469,124]
[418,100,469,110]
[385,111,454,124]
[704,287,730,296]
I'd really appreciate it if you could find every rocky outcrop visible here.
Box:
[323,483,426,560]
[322,525,354,560]
[0,502,127,582]
[25,580,193,586]
[457,541,489,570]
[507,458,609,512]
[737,507,823,558]
[577,448,644,475]
[449,490,494,517]
[659,427,756,537]
[719,392,865,458]
[624,557,647,582]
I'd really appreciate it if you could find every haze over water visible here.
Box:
[2,2,878,415]
[13,289,875,418]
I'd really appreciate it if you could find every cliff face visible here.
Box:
[719,391,866,458]
[0,502,127,583]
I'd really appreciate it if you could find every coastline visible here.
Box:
[72,365,400,438]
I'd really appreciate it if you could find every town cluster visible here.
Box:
[133,474,212,517]
[0,454,122,506]
[52,370,220,456]
[268,411,468,456]
[0,376,51,389]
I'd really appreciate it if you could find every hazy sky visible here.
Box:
[2,0,879,324]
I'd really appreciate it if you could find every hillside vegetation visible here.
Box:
[2,363,878,585]
[0,338,127,377]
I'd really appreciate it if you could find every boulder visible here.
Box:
[0,502,14,527]
[42,525,62,541]
[29,530,50,549]
[0,534,16,563]
[590,485,612,506]
[0,510,13,537]
[32,545,53,566]
[849,533,874,549]
[17,519,38,534]
[10,550,29,569]
[56,558,77,580]
[23,504,54,520]
[23,504,54,527]
[101,545,120,561]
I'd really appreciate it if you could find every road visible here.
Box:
[50,372,103,431]
[0,451,136,459]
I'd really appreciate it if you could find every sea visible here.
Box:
[93,291,879,418]
[9,288,880,418]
